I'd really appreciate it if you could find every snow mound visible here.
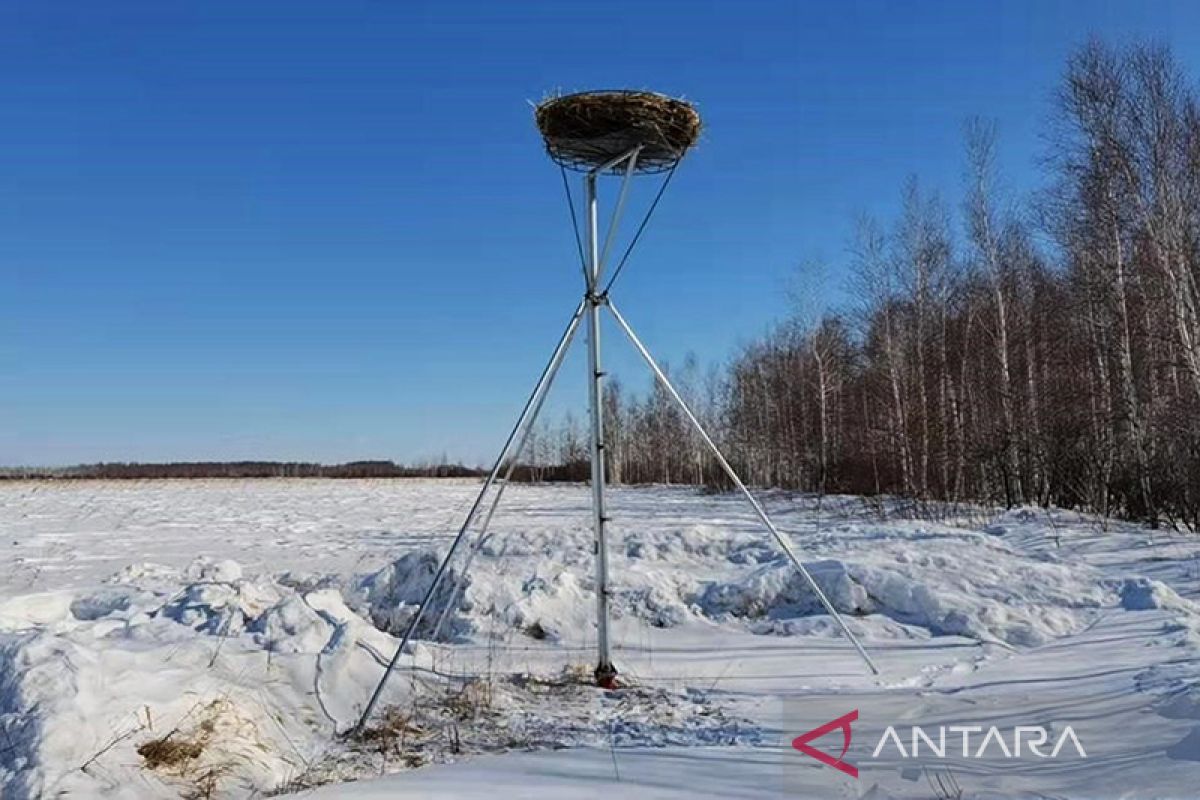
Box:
[0,557,410,799]
[611,583,692,628]
[700,559,870,618]
[140,559,369,658]
[0,592,76,632]
[158,578,281,636]
[355,549,470,640]
[70,588,132,621]
[696,551,1105,647]
[1114,576,1197,612]
[183,556,243,583]
[348,544,696,643]
[248,592,335,653]
[330,515,1152,650]
[473,565,594,642]
[624,524,777,565]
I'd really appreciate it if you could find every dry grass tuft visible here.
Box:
[354,706,421,746]
[137,697,267,797]
[354,706,426,768]
[440,677,493,720]
[137,735,206,770]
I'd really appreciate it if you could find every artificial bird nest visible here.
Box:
[535,90,701,174]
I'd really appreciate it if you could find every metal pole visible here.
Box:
[597,147,641,275]
[354,298,587,735]
[585,172,617,687]
[606,300,880,676]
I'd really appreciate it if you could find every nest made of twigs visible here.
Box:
[535,90,701,174]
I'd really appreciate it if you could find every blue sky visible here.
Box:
[3,1,1197,466]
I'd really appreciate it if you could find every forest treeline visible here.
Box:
[0,461,483,480]
[521,41,1200,529]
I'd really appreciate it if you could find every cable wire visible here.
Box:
[600,162,679,296]
[560,165,588,280]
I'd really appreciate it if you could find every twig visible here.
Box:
[79,721,146,774]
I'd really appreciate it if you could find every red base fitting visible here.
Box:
[594,664,619,690]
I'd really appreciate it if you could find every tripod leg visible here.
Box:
[353,299,587,735]
[605,299,879,676]
[430,359,558,642]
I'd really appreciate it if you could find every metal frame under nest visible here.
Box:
[535,90,701,174]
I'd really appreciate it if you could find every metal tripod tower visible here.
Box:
[353,92,876,736]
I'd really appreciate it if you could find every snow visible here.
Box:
[0,479,1198,798]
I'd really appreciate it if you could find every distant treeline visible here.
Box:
[0,461,484,480]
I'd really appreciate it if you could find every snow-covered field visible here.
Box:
[1,479,1198,799]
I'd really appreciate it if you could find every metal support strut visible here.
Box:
[353,299,587,736]
[606,299,880,676]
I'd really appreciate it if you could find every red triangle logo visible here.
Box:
[791,709,859,778]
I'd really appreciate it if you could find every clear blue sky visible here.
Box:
[3,1,1197,466]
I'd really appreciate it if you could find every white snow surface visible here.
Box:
[0,479,1198,799]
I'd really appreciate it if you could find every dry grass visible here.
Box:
[138,735,207,771]
[313,667,751,792]
[354,707,426,769]
[440,677,494,720]
[348,675,502,773]
[137,701,225,772]
[137,697,268,798]
[524,662,594,688]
